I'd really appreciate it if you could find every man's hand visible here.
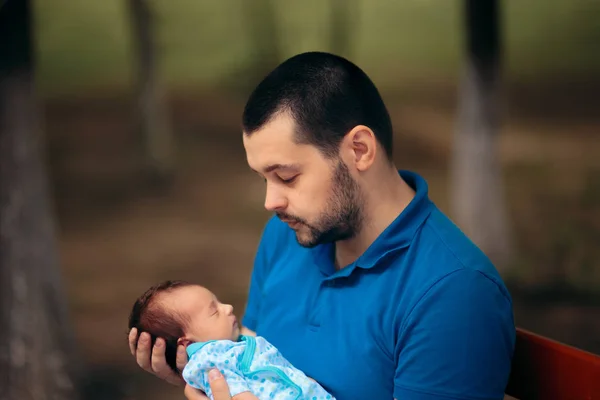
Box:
[184,369,259,400]
[184,384,209,400]
[128,327,188,386]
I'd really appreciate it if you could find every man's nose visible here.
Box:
[264,184,287,211]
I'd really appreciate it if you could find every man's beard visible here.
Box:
[277,160,364,248]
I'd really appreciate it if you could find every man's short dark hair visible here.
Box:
[242,51,394,160]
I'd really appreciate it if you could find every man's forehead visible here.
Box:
[242,112,327,172]
[244,135,308,171]
[246,151,306,173]
[243,117,296,149]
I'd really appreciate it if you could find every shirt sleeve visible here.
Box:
[242,216,280,331]
[394,269,516,400]
[182,347,250,398]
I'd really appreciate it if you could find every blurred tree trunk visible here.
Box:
[242,0,281,82]
[450,0,513,270]
[329,0,358,58]
[128,0,175,186]
[0,1,81,399]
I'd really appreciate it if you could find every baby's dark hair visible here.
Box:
[128,280,194,374]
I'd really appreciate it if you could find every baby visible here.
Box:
[128,280,335,400]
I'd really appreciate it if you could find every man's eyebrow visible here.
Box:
[251,163,301,174]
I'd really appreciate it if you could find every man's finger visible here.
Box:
[176,343,189,372]
[150,338,179,381]
[184,384,210,400]
[135,332,153,371]
[208,369,232,400]
[149,338,185,386]
[164,373,186,387]
[128,328,138,356]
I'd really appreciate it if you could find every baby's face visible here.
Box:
[160,285,240,343]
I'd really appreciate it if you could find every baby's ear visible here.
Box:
[177,337,192,347]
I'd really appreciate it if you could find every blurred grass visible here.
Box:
[34,0,600,98]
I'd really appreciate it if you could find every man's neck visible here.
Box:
[334,168,415,269]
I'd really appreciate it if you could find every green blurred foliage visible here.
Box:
[34,0,600,97]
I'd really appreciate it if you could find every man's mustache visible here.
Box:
[276,213,306,225]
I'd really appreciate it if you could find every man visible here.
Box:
[129,51,515,400]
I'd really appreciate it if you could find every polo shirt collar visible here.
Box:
[312,170,434,278]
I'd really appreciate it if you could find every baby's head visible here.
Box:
[128,280,240,373]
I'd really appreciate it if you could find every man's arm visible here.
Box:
[393,269,515,400]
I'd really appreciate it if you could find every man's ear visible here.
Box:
[177,337,192,347]
[343,125,377,172]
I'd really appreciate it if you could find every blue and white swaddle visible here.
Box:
[182,335,334,400]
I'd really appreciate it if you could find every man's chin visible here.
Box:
[295,232,319,248]
[296,228,354,248]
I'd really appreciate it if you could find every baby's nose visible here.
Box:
[224,304,234,314]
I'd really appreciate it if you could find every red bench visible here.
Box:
[505,328,600,399]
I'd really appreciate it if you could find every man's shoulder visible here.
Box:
[404,206,511,302]
[400,209,515,337]
[420,208,503,275]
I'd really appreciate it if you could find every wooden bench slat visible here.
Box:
[505,328,600,399]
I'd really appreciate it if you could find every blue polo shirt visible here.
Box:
[242,170,515,400]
